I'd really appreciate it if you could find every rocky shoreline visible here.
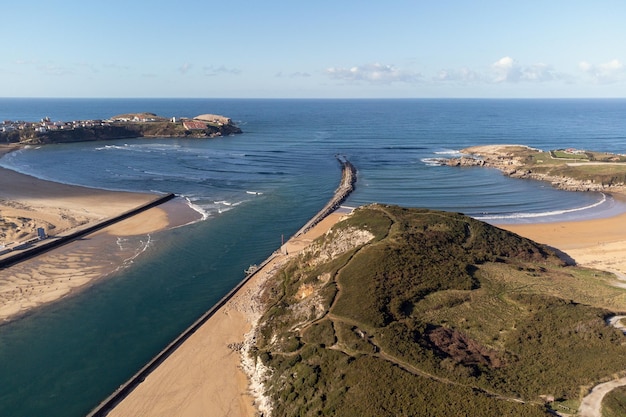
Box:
[442,145,626,194]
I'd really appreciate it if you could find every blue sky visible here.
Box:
[1,0,625,98]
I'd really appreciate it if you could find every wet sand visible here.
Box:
[0,147,201,323]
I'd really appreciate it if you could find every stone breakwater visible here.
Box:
[444,145,626,194]
[293,155,357,237]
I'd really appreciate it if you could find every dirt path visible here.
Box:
[577,316,626,417]
[578,377,626,417]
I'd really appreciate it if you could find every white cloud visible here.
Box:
[326,63,420,84]
[75,62,99,74]
[103,63,131,71]
[579,59,625,84]
[521,63,559,82]
[433,57,564,86]
[490,56,563,83]
[15,59,37,66]
[36,64,73,76]
[14,59,74,76]
[492,56,520,82]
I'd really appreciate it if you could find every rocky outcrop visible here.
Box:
[521,172,624,192]
[445,145,626,194]
[446,157,485,167]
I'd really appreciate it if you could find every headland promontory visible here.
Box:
[0,112,242,145]
[441,144,626,193]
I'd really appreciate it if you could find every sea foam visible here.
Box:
[475,193,609,222]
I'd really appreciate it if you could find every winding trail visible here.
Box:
[283,205,537,410]
[576,316,626,417]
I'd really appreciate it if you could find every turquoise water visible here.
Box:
[1,99,626,416]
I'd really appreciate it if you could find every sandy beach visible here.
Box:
[498,209,626,280]
[0,146,201,323]
[106,211,347,417]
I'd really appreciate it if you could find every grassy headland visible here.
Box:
[247,204,626,416]
[447,144,626,193]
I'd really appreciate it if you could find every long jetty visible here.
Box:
[86,157,357,417]
[0,193,176,269]
[294,155,357,237]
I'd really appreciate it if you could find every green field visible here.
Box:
[481,145,626,186]
[603,385,626,417]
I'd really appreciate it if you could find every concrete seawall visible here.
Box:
[86,157,357,417]
[0,193,176,269]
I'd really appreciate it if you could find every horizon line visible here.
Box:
[1,96,626,100]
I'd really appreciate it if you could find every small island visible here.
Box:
[0,112,242,144]
[442,144,626,193]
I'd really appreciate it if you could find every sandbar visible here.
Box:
[0,146,201,323]
[0,145,162,245]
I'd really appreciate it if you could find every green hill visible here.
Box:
[248,204,626,416]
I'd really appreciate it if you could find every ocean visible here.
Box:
[0,98,625,416]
